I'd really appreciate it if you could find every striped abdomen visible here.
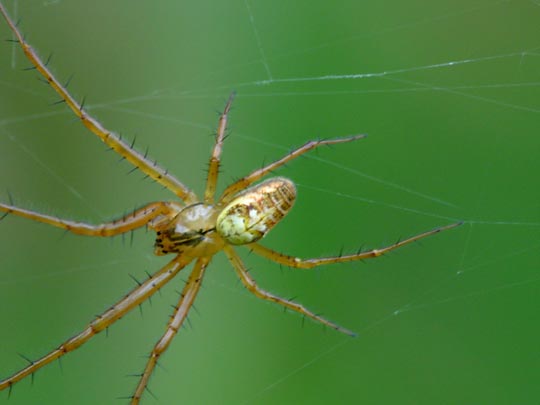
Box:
[216,177,296,245]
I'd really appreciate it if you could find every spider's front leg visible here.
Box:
[0,201,175,237]
[0,3,197,203]
[204,93,235,204]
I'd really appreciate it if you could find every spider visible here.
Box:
[0,4,461,404]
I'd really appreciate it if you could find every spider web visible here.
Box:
[0,0,539,404]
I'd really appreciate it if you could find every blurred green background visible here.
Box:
[1,0,539,404]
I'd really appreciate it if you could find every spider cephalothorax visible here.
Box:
[0,3,461,403]
[151,202,221,256]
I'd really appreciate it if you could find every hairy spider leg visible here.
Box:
[0,202,172,236]
[0,256,192,393]
[204,93,235,204]
[249,222,462,269]
[224,246,356,336]
[219,134,366,204]
[132,257,210,404]
[0,3,197,203]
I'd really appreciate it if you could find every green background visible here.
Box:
[1,1,539,404]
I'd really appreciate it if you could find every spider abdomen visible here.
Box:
[216,177,296,245]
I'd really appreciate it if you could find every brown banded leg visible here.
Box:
[249,222,462,269]
[131,257,210,404]
[219,134,366,204]
[223,246,356,336]
[0,4,197,203]
[0,256,192,393]
[204,93,235,204]
[0,201,172,236]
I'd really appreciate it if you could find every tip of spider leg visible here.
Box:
[352,133,368,140]
[334,133,368,142]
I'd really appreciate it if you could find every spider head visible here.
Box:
[216,177,296,245]
[153,203,222,256]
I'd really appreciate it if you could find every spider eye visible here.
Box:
[216,177,296,245]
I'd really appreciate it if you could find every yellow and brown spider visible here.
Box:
[0,4,460,404]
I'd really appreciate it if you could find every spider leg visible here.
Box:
[131,257,210,404]
[219,134,366,204]
[0,201,172,237]
[249,222,462,269]
[0,256,192,392]
[0,4,197,203]
[224,246,356,336]
[204,93,235,204]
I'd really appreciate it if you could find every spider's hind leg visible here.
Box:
[248,222,462,268]
[0,256,191,393]
[132,257,210,404]
[224,245,356,336]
